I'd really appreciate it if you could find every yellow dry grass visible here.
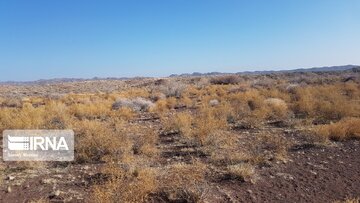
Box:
[92,163,157,203]
[227,163,256,182]
[315,117,360,141]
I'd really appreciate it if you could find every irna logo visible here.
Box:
[3,130,74,161]
[7,135,69,151]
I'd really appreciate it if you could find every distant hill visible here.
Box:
[0,76,146,85]
[1,65,358,85]
[287,64,358,72]
[169,65,360,77]
[239,65,359,74]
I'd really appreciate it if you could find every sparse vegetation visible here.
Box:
[156,80,187,98]
[91,163,157,203]
[315,117,360,141]
[335,198,360,203]
[0,70,359,202]
[112,97,154,112]
[227,163,256,182]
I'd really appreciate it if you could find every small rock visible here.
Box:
[41,178,57,184]
[54,190,61,197]
[276,172,294,180]
[53,174,63,179]
[6,186,12,193]
[310,170,317,175]
[209,99,219,106]
[6,175,15,181]
[250,178,257,184]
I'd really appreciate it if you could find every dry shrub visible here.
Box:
[29,97,45,107]
[251,77,276,88]
[334,198,360,203]
[211,151,250,166]
[292,87,314,117]
[73,120,131,163]
[151,99,169,114]
[152,97,177,112]
[264,98,288,119]
[108,120,158,158]
[112,107,135,120]
[259,88,291,102]
[242,89,263,107]
[92,163,157,203]
[0,100,72,131]
[199,97,233,121]
[248,97,288,121]
[150,97,178,115]
[157,80,187,98]
[108,117,128,134]
[162,112,193,138]
[61,94,93,105]
[250,133,290,163]
[43,101,71,129]
[226,93,250,118]
[70,101,111,120]
[343,82,360,99]
[223,82,360,123]
[210,75,242,85]
[137,143,159,158]
[228,89,271,123]
[205,131,250,165]
[163,111,245,163]
[203,85,228,97]
[195,77,210,88]
[0,103,46,131]
[92,151,206,203]
[149,91,166,101]
[315,117,360,141]
[118,88,150,98]
[292,83,360,120]
[165,97,177,109]
[183,85,201,98]
[129,97,154,111]
[179,96,194,108]
[112,97,154,112]
[192,106,228,145]
[18,103,46,128]
[0,98,22,108]
[131,128,159,157]
[227,163,256,182]
[158,161,207,202]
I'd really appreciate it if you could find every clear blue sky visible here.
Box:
[0,0,359,81]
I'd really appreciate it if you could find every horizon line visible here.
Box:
[0,64,358,84]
